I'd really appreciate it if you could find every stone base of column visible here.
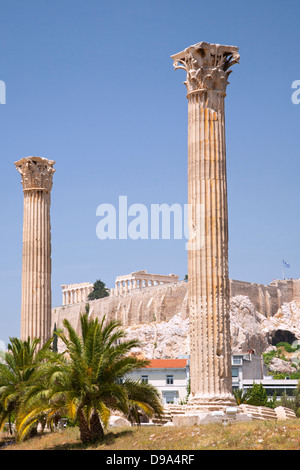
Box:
[164,398,254,428]
[185,393,237,413]
[171,410,252,427]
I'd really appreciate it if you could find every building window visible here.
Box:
[166,375,174,385]
[163,391,178,405]
[232,356,243,365]
[232,367,239,378]
[141,375,148,384]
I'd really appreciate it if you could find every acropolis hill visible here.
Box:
[52,273,300,358]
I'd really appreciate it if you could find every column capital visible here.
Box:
[171,42,239,95]
[15,156,55,192]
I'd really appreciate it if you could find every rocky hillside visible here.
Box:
[125,295,300,374]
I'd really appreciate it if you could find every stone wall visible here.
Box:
[52,281,189,334]
[229,279,295,319]
[51,278,300,334]
[238,404,296,421]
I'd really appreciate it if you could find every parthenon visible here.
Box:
[113,271,179,296]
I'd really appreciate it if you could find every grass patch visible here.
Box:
[1,419,299,451]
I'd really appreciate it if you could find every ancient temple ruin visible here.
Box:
[171,41,240,411]
[61,282,94,306]
[113,271,179,296]
[61,271,179,305]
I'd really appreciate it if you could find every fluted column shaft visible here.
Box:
[21,190,51,342]
[187,91,232,402]
[15,156,55,344]
[172,42,239,410]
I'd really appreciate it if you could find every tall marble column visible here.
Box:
[15,156,55,344]
[171,42,239,410]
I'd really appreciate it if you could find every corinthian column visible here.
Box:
[171,42,239,411]
[15,156,55,344]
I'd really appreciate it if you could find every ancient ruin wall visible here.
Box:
[51,278,300,334]
[229,279,295,319]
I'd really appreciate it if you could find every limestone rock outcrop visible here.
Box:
[125,312,190,360]
[229,296,270,354]
[261,300,300,342]
[53,292,300,375]
[124,296,300,364]
[52,278,300,340]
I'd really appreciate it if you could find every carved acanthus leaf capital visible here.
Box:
[15,156,55,192]
[171,42,239,95]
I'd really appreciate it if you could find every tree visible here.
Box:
[52,323,58,353]
[87,279,110,301]
[275,384,300,416]
[233,388,248,405]
[0,337,52,435]
[278,392,293,409]
[294,380,300,417]
[16,314,163,444]
[245,382,268,407]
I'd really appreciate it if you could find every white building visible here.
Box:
[127,354,298,406]
[231,352,267,390]
[242,378,299,398]
[127,359,190,405]
[231,352,298,397]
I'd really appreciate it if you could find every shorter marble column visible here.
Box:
[15,156,55,344]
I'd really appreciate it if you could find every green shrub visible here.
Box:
[276,342,299,353]
[263,350,277,365]
[245,382,268,407]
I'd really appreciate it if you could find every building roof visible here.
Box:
[145,359,188,369]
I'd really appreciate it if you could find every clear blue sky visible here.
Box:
[0,0,300,345]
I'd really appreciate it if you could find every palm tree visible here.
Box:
[233,388,248,405]
[17,314,163,443]
[0,337,52,435]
